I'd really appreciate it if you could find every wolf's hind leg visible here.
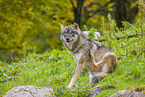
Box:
[90,51,118,71]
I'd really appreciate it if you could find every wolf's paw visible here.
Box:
[67,84,75,89]
[90,50,94,57]
[66,86,72,89]
[93,66,98,71]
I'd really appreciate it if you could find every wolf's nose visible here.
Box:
[66,38,69,41]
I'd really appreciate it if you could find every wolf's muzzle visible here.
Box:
[66,37,70,41]
[65,37,73,42]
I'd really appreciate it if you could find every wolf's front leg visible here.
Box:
[68,64,84,88]
[68,54,88,88]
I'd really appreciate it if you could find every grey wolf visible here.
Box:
[60,23,118,88]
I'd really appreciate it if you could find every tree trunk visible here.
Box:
[115,0,130,27]
[73,0,84,26]
[115,0,138,27]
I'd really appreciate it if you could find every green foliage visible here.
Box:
[0,0,72,61]
[0,19,145,96]
[83,25,98,40]
[0,66,8,83]
[0,0,140,62]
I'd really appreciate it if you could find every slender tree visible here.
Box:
[71,0,84,26]
[115,0,138,27]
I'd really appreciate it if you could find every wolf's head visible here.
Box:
[60,23,81,43]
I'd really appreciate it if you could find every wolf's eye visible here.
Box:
[72,34,75,37]
[71,33,75,37]
[71,31,76,35]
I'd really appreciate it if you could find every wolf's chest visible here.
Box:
[73,53,83,64]
[73,53,93,67]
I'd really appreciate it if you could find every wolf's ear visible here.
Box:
[72,23,81,33]
[72,23,79,29]
[60,24,64,30]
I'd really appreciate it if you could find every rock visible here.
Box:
[110,89,145,97]
[88,84,116,97]
[124,89,145,97]
[88,85,102,97]
[3,85,55,97]
[110,90,127,97]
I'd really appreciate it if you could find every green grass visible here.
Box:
[0,22,145,96]
[0,49,144,96]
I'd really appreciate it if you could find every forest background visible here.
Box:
[0,0,143,62]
